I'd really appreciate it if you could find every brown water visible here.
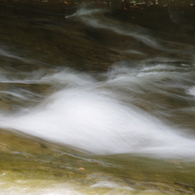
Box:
[0,2,195,194]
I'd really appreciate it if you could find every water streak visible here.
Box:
[0,65,194,159]
[66,5,161,49]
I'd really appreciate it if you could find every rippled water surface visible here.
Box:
[0,2,195,194]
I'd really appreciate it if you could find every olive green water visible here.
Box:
[1,128,195,194]
[0,2,195,194]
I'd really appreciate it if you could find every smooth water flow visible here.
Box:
[0,65,195,159]
[1,3,195,194]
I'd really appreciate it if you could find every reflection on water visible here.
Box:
[0,1,195,194]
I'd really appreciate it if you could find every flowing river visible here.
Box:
[0,1,195,194]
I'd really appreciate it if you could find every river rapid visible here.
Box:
[0,2,195,194]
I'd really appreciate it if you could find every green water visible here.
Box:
[0,129,195,194]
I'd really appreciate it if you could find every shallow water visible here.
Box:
[0,2,195,194]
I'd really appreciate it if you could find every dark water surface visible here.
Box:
[0,2,195,194]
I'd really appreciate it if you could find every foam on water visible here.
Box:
[0,81,195,158]
[81,17,159,49]
[0,47,54,68]
[65,5,105,18]
[0,48,26,61]
[90,181,135,191]
[0,62,195,158]
[0,177,168,195]
[68,5,161,50]
[40,68,96,86]
[188,86,195,96]
[0,179,83,195]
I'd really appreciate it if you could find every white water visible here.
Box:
[0,177,165,195]
[0,5,194,159]
[0,64,195,159]
[65,5,161,49]
[188,86,195,96]
[1,5,195,195]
